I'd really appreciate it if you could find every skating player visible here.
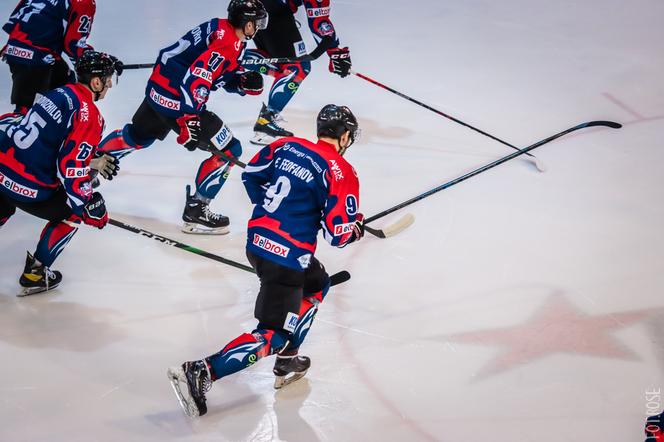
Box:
[244,0,352,145]
[96,0,268,234]
[1,0,121,114]
[0,51,120,296]
[168,104,363,417]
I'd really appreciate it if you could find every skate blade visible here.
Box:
[17,283,59,297]
[250,132,276,146]
[167,367,200,418]
[181,223,229,235]
[274,370,308,390]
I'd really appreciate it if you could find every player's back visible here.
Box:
[3,0,70,62]
[0,85,86,201]
[244,136,358,270]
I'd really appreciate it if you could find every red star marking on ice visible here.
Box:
[446,292,656,379]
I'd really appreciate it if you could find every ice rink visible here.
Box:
[1,1,663,441]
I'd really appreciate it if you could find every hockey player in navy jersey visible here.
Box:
[243,0,352,145]
[1,0,121,114]
[0,51,120,296]
[96,0,268,235]
[168,104,363,417]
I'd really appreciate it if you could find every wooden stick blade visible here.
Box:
[365,213,415,239]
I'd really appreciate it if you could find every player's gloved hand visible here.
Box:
[176,114,202,151]
[239,71,264,95]
[109,54,124,77]
[90,151,120,180]
[327,47,352,78]
[82,192,108,229]
[348,213,364,243]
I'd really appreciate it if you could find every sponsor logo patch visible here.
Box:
[0,172,37,199]
[284,312,299,333]
[334,222,354,236]
[192,67,213,83]
[307,7,330,17]
[149,88,181,111]
[65,167,90,178]
[253,233,290,258]
[5,45,34,60]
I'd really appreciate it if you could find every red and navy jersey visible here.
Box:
[243,137,360,270]
[285,0,339,47]
[0,83,103,214]
[146,19,246,118]
[2,0,95,66]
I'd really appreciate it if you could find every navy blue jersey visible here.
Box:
[145,18,246,118]
[2,0,95,66]
[284,0,339,47]
[0,83,103,214]
[243,137,360,271]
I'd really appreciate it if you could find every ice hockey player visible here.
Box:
[96,0,268,235]
[1,0,121,115]
[244,0,352,145]
[0,51,120,296]
[168,104,363,417]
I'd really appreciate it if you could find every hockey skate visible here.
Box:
[181,185,230,235]
[251,103,293,146]
[18,252,62,297]
[273,350,311,389]
[167,360,212,418]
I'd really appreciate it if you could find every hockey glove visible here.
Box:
[239,71,264,95]
[90,151,120,180]
[82,192,108,229]
[328,47,352,78]
[348,213,365,243]
[176,114,202,151]
[109,55,124,77]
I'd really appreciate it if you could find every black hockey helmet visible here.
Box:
[227,0,268,31]
[75,51,117,84]
[316,104,360,150]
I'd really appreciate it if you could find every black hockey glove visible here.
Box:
[176,114,202,151]
[109,55,124,77]
[328,47,352,78]
[82,192,108,229]
[348,213,365,243]
[239,71,264,96]
[90,151,120,180]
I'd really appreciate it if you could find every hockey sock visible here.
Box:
[194,155,233,200]
[205,328,289,381]
[34,219,79,267]
[266,62,311,114]
[98,124,155,159]
[288,282,330,350]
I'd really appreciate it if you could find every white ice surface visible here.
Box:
[1,1,663,441]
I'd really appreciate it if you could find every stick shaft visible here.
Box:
[352,71,537,159]
[364,121,621,224]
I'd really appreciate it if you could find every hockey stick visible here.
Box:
[201,144,407,240]
[123,37,335,71]
[364,120,622,224]
[351,71,547,172]
[108,218,351,286]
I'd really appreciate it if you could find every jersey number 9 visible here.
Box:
[263,176,291,213]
